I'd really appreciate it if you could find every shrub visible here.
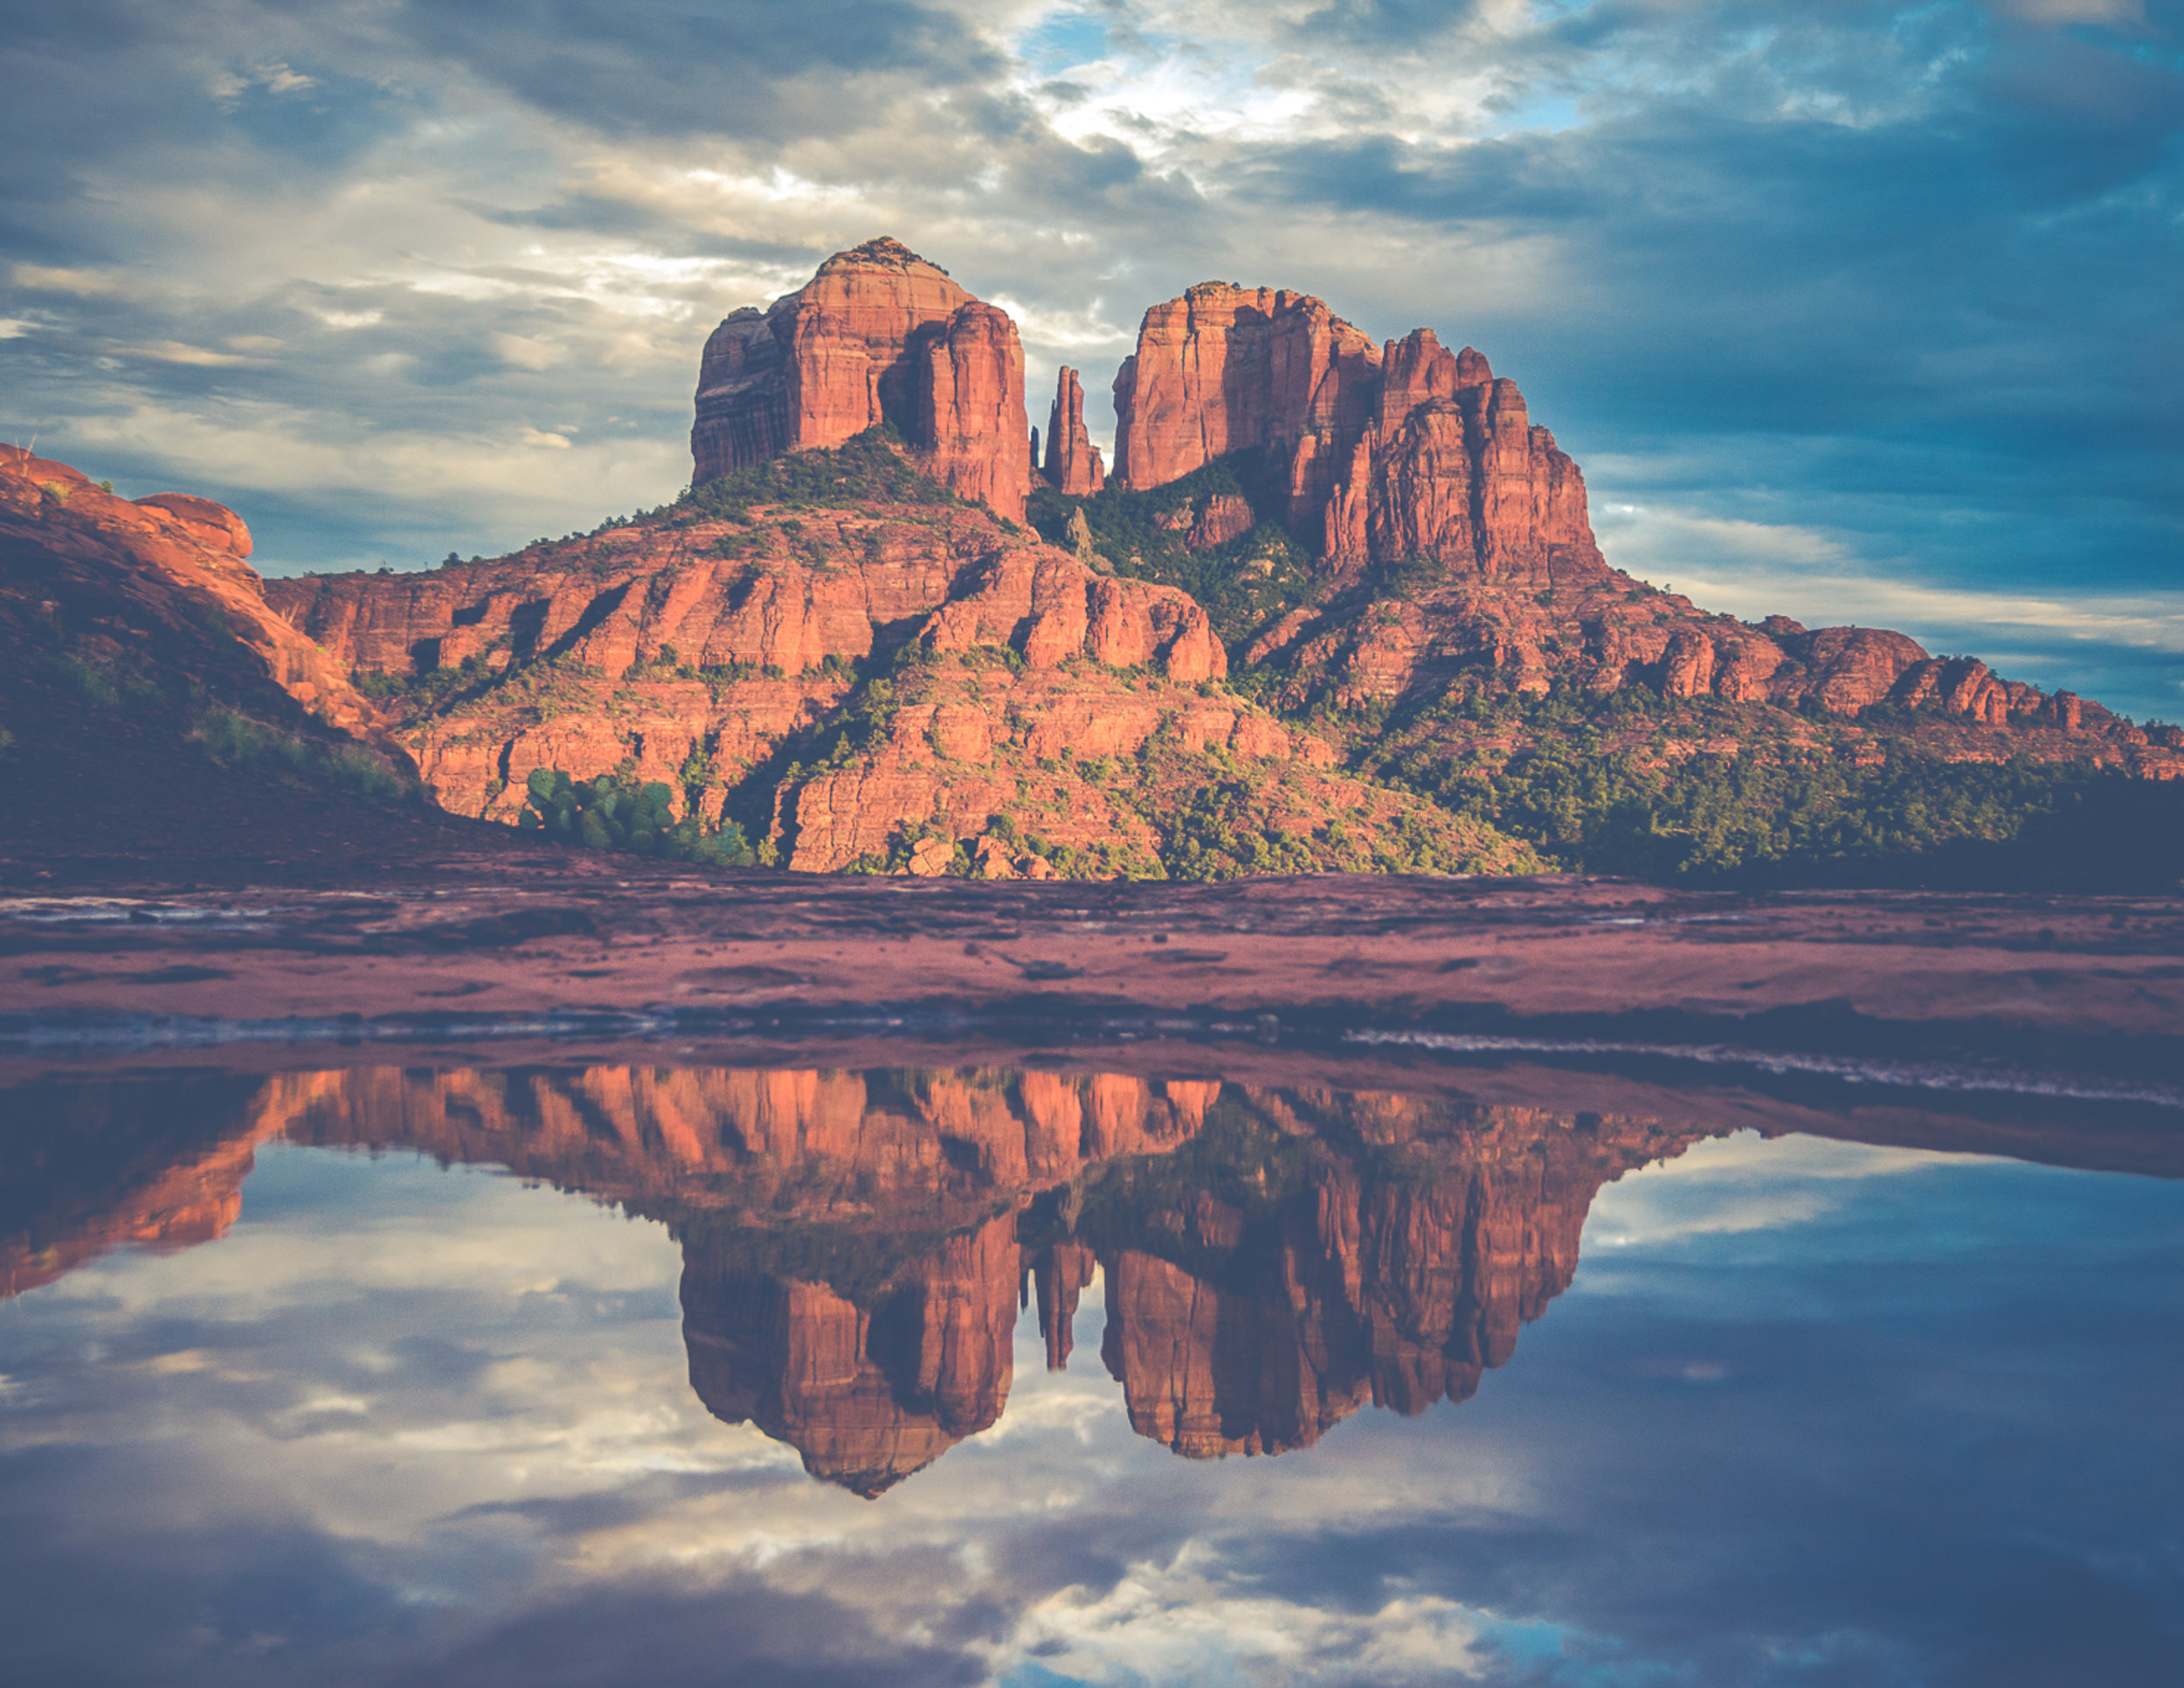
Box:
[516,766,755,867]
[191,709,414,804]
[682,425,970,521]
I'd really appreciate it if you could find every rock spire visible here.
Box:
[1040,365,1106,495]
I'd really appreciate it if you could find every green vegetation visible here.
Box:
[1385,723,2184,890]
[191,708,416,805]
[1028,449,1317,652]
[681,425,970,523]
[518,767,754,867]
[1158,778,1326,880]
[354,652,498,709]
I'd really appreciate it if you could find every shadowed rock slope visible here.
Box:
[0,444,537,877]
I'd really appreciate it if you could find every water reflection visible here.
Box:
[3,1058,2181,1685]
[6,1065,1704,1490]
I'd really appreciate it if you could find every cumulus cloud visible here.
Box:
[0,0,2177,709]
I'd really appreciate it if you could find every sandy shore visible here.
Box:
[3,865,2179,1091]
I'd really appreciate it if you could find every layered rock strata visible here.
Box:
[692,238,1031,523]
[266,488,1522,874]
[1102,286,2170,765]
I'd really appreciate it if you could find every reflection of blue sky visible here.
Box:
[3,1128,2181,1685]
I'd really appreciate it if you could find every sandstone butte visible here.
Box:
[268,240,2179,875]
[693,236,1032,525]
[3,1062,1701,1491]
[17,237,2177,883]
[262,245,1532,878]
[1106,280,2180,751]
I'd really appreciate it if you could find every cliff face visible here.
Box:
[692,238,1031,524]
[1101,287,2167,760]
[264,449,1530,877]
[0,448,395,747]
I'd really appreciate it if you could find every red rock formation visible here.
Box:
[1100,288,2160,758]
[263,497,1285,847]
[1031,1240,1097,1370]
[692,238,1030,523]
[1111,294,1608,589]
[1040,366,1106,496]
[0,448,397,748]
[1111,283,1383,534]
[0,1126,272,1300]
[682,1214,1022,1496]
[1089,1096,1696,1458]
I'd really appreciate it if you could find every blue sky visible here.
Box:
[1,1,2178,717]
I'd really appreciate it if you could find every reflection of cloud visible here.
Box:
[1582,1131,1979,1249]
[3,1117,2181,1686]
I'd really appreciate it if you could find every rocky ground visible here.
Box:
[5,865,2179,1093]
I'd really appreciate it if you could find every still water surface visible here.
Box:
[2,1061,2181,1685]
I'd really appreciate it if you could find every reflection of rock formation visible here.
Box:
[683,1214,1020,1496]
[3,1063,1697,1485]
[1075,1097,1690,1458]
[0,1074,278,1298]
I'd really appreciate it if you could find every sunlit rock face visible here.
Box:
[691,237,1032,524]
[258,501,1276,859]
[1100,285,2167,760]
[1040,366,1106,496]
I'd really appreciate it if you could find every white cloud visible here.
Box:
[495,332,567,370]
[11,265,131,297]
[119,340,265,368]
[1593,502,2184,659]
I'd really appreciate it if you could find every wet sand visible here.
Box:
[3,863,2180,1097]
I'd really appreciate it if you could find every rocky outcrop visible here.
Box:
[692,238,1031,523]
[1111,290,1608,589]
[259,480,1535,878]
[1040,366,1106,496]
[1092,287,2163,758]
[265,499,1244,841]
[0,447,397,748]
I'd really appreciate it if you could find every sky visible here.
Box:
[0,0,2179,718]
[3,1101,2181,1685]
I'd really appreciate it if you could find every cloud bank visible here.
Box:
[1,1,2177,715]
